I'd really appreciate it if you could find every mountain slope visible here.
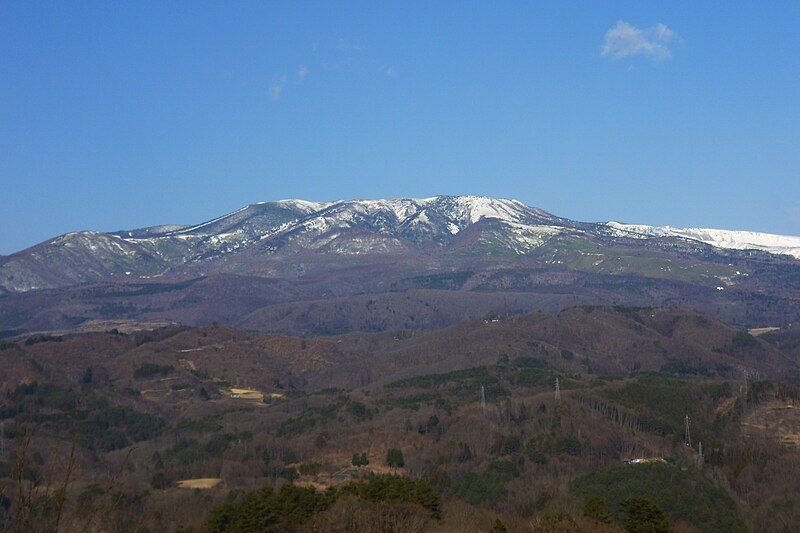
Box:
[0,196,580,291]
[0,231,169,292]
[607,221,800,259]
[5,195,797,294]
[2,308,798,531]
[2,195,800,336]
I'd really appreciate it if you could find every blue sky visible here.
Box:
[2,1,799,254]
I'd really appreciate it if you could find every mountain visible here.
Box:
[0,197,558,292]
[2,195,800,336]
[607,221,800,259]
[2,195,797,294]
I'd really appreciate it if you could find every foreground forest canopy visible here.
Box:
[1,305,800,531]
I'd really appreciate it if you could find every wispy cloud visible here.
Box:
[269,76,286,101]
[601,20,678,60]
[268,39,390,102]
[336,39,363,52]
[269,68,308,102]
[297,65,309,82]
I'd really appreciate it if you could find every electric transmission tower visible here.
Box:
[0,422,4,456]
[698,441,703,460]
[555,377,561,402]
[684,415,691,447]
[480,385,486,409]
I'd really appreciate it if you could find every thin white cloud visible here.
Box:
[601,20,678,60]
[269,76,286,101]
[336,39,363,52]
[266,39,389,101]
[653,23,676,43]
[297,65,309,82]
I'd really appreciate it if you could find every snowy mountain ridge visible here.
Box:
[607,221,800,259]
[2,195,799,293]
[115,195,566,256]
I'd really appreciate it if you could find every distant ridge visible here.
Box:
[607,221,800,259]
[1,195,798,293]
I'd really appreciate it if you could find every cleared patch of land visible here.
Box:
[741,401,800,448]
[228,387,265,402]
[749,327,781,336]
[176,478,222,489]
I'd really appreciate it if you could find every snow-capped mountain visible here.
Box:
[607,222,800,259]
[1,195,798,293]
[254,196,573,250]
[111,195,577,263]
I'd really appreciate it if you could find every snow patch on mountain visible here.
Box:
[607,221,800,259]
[453,196,529,224]
[478,221,565,254]
[275,199,334,213]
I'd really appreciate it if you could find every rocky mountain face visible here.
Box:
[1,196,799,335]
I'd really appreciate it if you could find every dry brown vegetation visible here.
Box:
[0,307,799,531]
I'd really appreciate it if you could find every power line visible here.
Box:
[684,415,691,447]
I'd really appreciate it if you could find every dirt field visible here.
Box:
[229,387,264,401]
